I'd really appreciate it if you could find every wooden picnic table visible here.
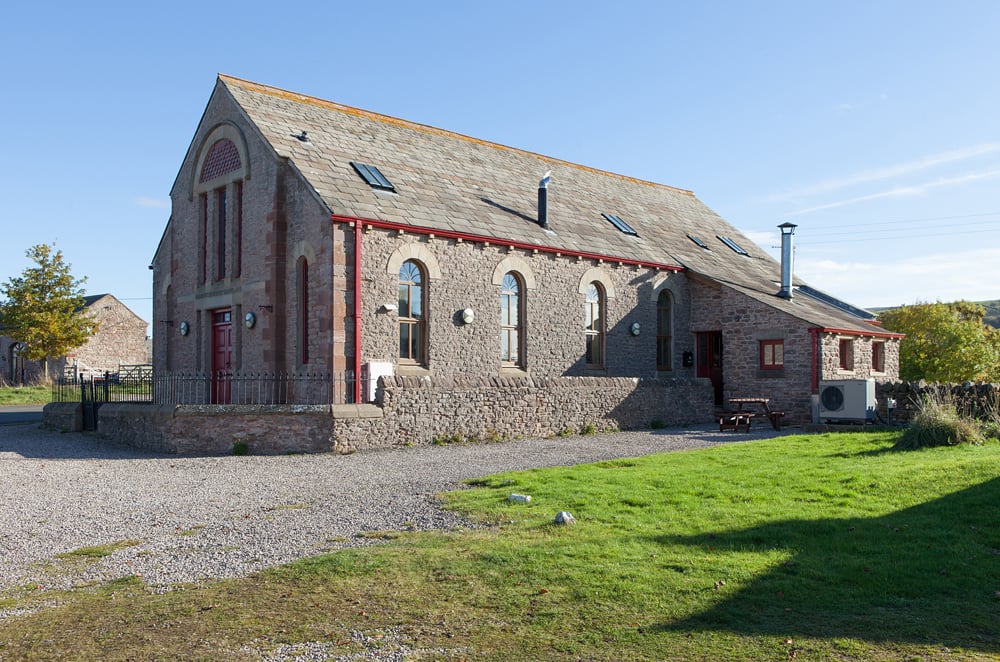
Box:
[725,397,786,431]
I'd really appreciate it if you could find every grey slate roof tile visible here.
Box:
[216,75,889,336]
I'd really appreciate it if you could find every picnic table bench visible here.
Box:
[719,397,785,432]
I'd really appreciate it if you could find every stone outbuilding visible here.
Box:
[1,293,148,384]
[148,75,901,449]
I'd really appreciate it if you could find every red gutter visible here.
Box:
[353,220,363,404]
[331,214,683,273]
[815,326,904,340]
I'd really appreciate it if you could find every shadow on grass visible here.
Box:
[652,476,1000,652]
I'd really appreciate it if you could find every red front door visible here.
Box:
[697,331,724,406]
[211,309,233,404]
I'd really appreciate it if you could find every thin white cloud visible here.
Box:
[795,247,1000,308]
[786,168,1000,216]
[765,143,1000,203]
[135,196,170,209]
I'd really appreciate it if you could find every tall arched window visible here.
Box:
[298,258,309,365]
[500,272,524,367]
[584,282,605,368]
[398,260,426,365]
[656,290,673,371]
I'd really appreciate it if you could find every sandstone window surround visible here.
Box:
[500,272,524,368]
[584,282,606,369]
[192,124,250,289]
[297,257,309,366]
[398,260,427,366]
[656,290,673,371]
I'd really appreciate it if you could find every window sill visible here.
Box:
[499,366,528,378]
[396,364,430,376]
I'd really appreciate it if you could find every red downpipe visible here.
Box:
[809,328,819,393]
[353,220,363,404]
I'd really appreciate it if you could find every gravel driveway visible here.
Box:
[0,421,792,593]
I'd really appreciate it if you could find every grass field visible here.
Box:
[1,431,997,660]
[0,385,50,405]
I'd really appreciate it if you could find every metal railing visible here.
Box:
[51,369,356,406]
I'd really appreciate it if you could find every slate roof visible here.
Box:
[212,75,894,337]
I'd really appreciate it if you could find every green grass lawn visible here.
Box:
[0,385,50,405]
[1,431,998,660]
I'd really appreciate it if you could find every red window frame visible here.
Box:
[872,341,884,373]
[759,339,784,370]
[839,338,852,370]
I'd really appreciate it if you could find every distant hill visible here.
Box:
[872,300,1000,329]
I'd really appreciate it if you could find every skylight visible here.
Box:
[687,234,709,249]
[350,161,395,192]
[602,213,638,236]
[717,235,749,256]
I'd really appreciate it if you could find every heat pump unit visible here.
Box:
[818,379,876,421]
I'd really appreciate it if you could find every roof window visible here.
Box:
[350,161,395,192]
[717,235,750,256]
[602,213,638,236]
[687,234,709,249]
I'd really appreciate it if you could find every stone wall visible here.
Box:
[876,381,1000,424]
[333,374,715,453]
[71,375,714,455]
[97,403,337,455]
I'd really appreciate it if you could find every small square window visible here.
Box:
[760,339,784,370]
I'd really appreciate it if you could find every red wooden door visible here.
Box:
[211,309,233,404]
[697,331,724,406]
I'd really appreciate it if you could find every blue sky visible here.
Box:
[2,1,999,333]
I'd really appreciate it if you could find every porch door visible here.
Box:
[211,309,233,404]
[697,331,724,406]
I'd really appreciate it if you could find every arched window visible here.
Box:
[584,282,605,368]
[398,260,426,365]
[298,258,309,365]
[500,272,524,367]
[656,290,673,371]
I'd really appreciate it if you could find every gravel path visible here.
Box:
[0,421,793,594]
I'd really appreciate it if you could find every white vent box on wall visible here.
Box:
[362,361,394,403]
[818,379,876,421]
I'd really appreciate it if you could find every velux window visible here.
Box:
[350,161,395,191]
[602,213,638,236]
[717,235,750,256]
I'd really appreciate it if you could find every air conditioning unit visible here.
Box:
[818,379,876,421]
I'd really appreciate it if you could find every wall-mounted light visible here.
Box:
[179,321,190,336]
[244,312,256,329]
[462,308,475,325]
[630,322,641,336]
[379,303,398,313]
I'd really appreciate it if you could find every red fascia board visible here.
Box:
[330,214,684,272]
[813,326,905,340]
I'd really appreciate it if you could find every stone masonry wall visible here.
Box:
[333,375,715,452]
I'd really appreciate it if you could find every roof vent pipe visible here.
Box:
[777,222,797,299]
[538,170,551,229]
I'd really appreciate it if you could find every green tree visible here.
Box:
[0,244,96,381]
[879,301,1000,382]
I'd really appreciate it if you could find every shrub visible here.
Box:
[232,440,250,456]
[895,393,984,449]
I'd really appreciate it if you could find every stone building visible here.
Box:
[149,75,901,447]
[1,293,148,384]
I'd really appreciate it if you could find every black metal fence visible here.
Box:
[52,368,356,407]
